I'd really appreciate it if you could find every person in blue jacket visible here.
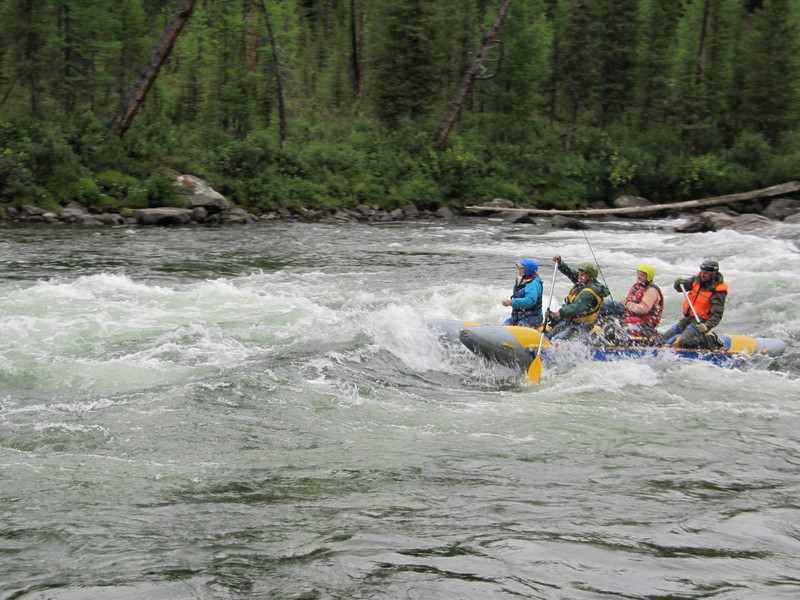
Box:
[501,258,544,328]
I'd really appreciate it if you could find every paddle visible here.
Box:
[680,285,715,350]
[527,261,559,384]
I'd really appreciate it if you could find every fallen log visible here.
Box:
[464,181,800,217]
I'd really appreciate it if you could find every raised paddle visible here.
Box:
[680,286,715,350]
[527,261,559,384]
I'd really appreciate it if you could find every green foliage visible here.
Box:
[0,0,799,215]
[94,170,140,199]
[370,0,439,125]
[125,172,184,209]
[57,177,103,208]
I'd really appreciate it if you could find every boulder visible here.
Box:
[484,197,515,209]
[726,213,772,232]
[613,194,652,209]
[675,215,711,233]
[762,197,800,221]
[59,201,91,223]
[784,212,800,224]
[96,213,125,226]
[191,207,208,222]
[131,207,193,226]
[403,204,420,218]
[501,209,535,224]
[21,204,47,217]
[700,211,737,230]
[228,207,257,223]
[175,175,230,212]
[435,206,456,219]
[356,204,377,219]
[551,215,590,230]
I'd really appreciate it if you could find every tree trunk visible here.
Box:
[244,1,260,74]
[259,2,288,149]
[434,0,514,151]
[696,0,713,85]
[109,0,198,138]
[349,0,365,98]
[464,181,800,217]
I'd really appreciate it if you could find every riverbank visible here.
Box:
[3,177,799,232]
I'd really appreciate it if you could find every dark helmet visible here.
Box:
[578,262,599,279]
[699,259,719,272]
[516,258,539,277]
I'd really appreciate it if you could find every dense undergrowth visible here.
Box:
[3,112,799,217]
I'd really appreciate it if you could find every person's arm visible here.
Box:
[673,276,694,292]
[559,289,594,318]
[703,290,726,329]
[626,287,658,315]
[511,279,542,309]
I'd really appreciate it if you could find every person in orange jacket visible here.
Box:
[661,259,727,348]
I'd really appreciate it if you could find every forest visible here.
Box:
[1,0,799,216]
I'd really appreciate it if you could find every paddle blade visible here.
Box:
[526,355,542,384]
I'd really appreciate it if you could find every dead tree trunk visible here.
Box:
[696,0,713,86]
[258,1,288,149]
[244,1,260,74]
[434,0,513,151]
[349,0,366,98]
[464,181,800,217]
[109,0,197,138]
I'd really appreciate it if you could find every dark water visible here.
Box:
[1,220,799,599]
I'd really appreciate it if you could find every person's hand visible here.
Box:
[696,323,708,333]
[502,299,512,307]
[673,278,684,291]
[552,255,561,264]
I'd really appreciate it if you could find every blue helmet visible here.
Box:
[516,258,539,276]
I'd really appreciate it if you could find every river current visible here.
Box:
[1,218,799,600]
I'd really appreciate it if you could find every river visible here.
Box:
[1,218,799,600]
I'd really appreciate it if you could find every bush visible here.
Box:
[215,131,274,179]
[56,177,103,209]
[68,114,129,173]
[94,170,140,200]
[125,173,184,208]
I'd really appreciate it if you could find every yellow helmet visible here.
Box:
[637,264,655,282]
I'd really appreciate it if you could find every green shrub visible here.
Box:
[762,151,800,183]
[143,172,184,208]
[56,177,103,209]
[724,131,773,173]
[68,114,129,173]
[125,173,184,208]
[94,170,140,199]
[215,131,274,179]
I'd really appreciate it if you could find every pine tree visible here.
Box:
[551,0,596,149]
[4,0,51,117]
[736,0,800,144]
[591,0,640,125]
[370,0,438,126]
[636,0,683,132]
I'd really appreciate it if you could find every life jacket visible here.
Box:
[565,284,605,325]
[511,275,543,321]
[623,282,664,328]
[682,274,728,320]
